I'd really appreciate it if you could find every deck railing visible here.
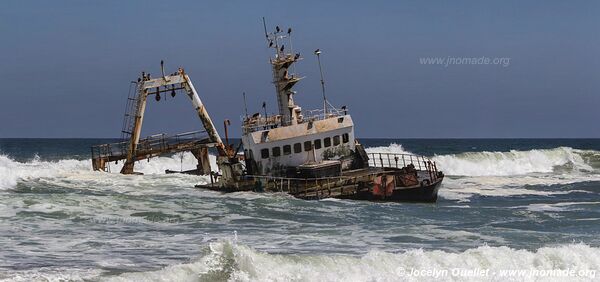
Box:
[368,152,431,170]
[302,107,348,122]
[368,152,439,184]
[91,130,209,160]
[242,106,348,133]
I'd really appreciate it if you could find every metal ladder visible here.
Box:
[120,82,141,142]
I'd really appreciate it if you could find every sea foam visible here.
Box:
[0,153,215,190]
[433,147,594,176]
[99,241,600,282]
[1,145,599,198]
[365,144,597,177]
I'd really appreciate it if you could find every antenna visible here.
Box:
[160,60,166,80]
[287,27,297,74]
[263,17,280,56]
[314,49,327,115]
[243,92,248,118]
[262,101,268,130]
[287,28,293,53]
[262,17,268,40]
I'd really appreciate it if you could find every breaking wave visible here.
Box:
[10,241,595,281]
[0,154,90,190]
[4,242,599,281]
[0,153,215,190]
[433,147,596,177]
[364,143,411,155]
[366,144,600,177]
[98,241,600,281]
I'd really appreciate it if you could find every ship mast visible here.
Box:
[263,18,303,126]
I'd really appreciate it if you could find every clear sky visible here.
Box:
[1,1,598,138]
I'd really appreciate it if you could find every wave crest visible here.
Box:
[364,143,410,155]
[101,241,600,281]
[433,147,595,176]
[0,153,215,190]
[364,144,598,177]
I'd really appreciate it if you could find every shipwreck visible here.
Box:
[91,23,444,202]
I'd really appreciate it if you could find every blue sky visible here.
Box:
[1,1,599,138]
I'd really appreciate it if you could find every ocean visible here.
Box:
[1,138,599,281]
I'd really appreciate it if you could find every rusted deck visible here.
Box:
[91,131,216,173]
[196,152,443,202]
[197,169,442,202]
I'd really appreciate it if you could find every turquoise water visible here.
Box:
[1,139,600,281]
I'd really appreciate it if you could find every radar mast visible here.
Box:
[263,18,304,126]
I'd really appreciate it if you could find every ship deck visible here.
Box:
[198,167,441,201]
[91,131,216,172]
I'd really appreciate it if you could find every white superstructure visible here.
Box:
[241,24,359,177]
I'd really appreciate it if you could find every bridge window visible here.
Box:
[342,133,349,143]
[314,139,322,149]
[333,135,340,146]
[283,145,291,155]
[272,146,281,157]
[261,148,269,159]
[304,141,312,151]
[294,143,302,153]
[324,137,331,148]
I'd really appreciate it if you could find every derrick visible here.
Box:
[91,62,230,175]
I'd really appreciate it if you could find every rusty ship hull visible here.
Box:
[196,157,444,203]
[343,178,443,203]
[197,176,443,203]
